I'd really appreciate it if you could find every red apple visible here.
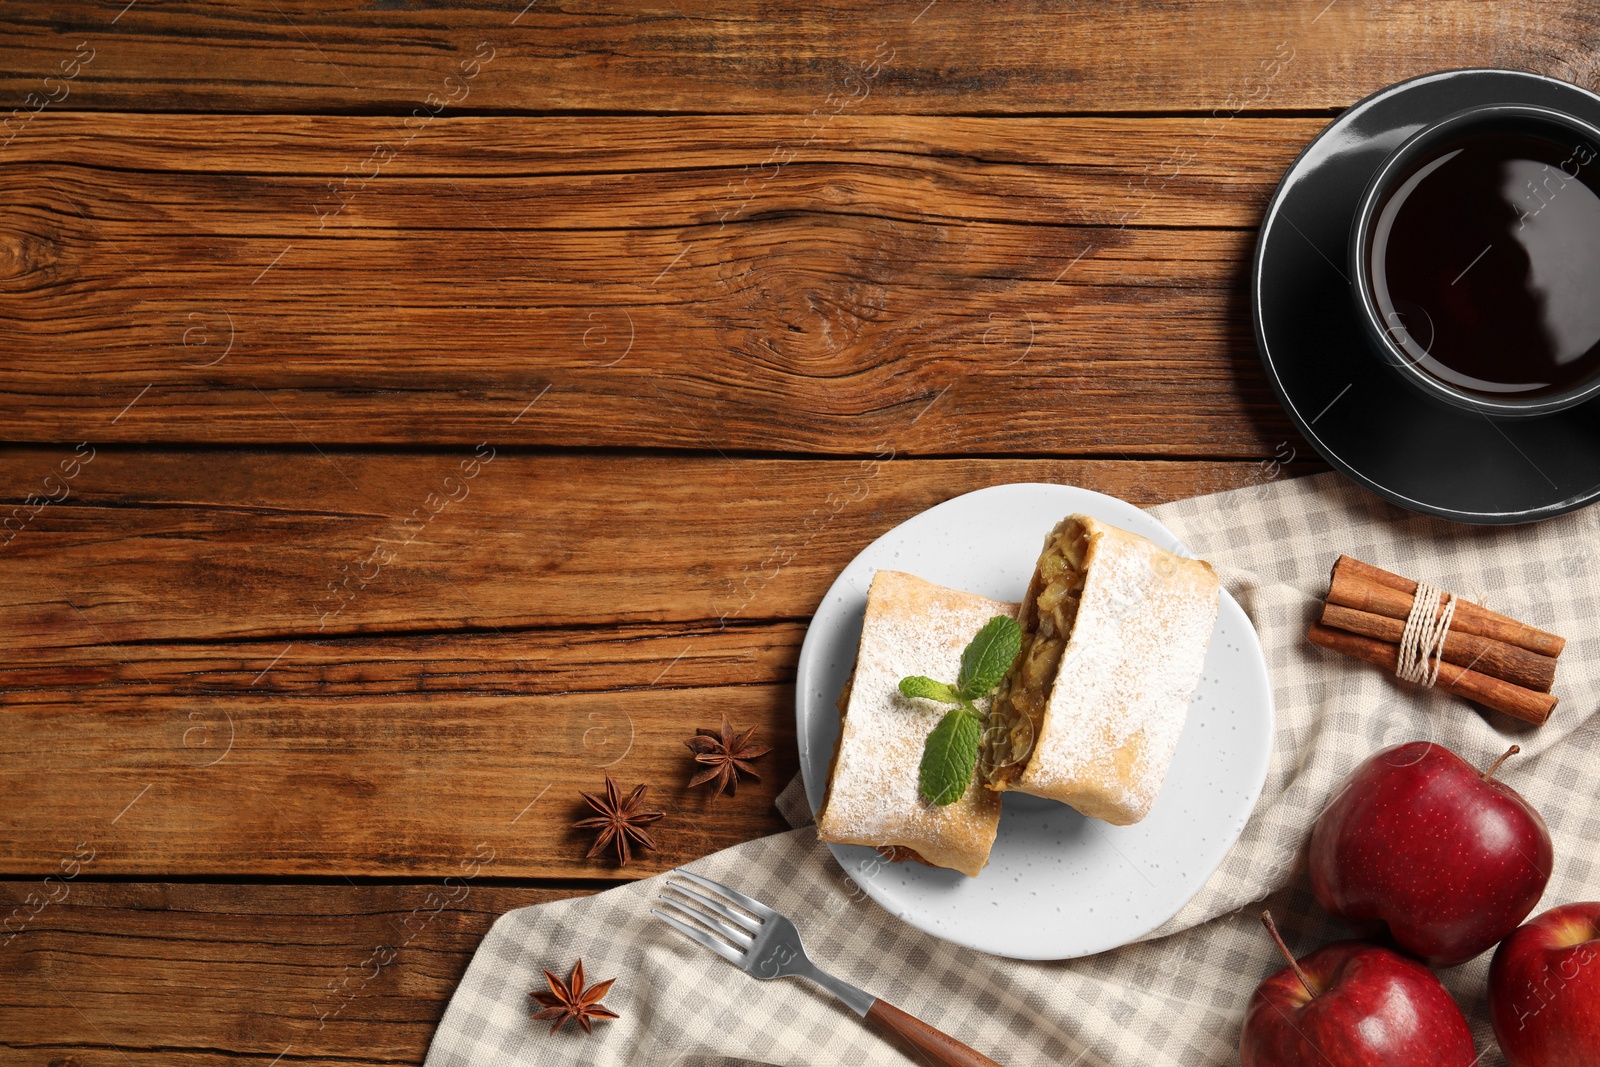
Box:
[1241,911,1477,1066]
[1490,902,1600,1066]
[1310,741,1552,967]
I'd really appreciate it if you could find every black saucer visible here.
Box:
[1253,69,1600,524]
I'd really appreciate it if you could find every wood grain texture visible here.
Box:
[1,628,803,879]
[0,683,801,878]
[0,881,582,1063]
[0,112,1318,450]
[0,1,1595,114]
[0,6,1509,1060]
[0,449,1316,646]
[0,621,809,697]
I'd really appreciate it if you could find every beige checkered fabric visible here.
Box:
[425,472,1600,1066]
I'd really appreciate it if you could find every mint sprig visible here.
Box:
[899,615,1022,806]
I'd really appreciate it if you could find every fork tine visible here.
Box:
[651,908,748,967]
[664,880,763,936]
[655,896,755,949]
[674,869,776,919]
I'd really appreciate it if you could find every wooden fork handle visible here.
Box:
[865,998,1004,1067]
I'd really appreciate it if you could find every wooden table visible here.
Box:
[1,3,1592,1061]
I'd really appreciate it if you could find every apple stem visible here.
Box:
[1261,910,1319,999]
[1482,744,1521,782]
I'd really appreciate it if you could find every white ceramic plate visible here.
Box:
[796,483,1273,960]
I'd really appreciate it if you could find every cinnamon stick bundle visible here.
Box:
[1311,556,1564,726]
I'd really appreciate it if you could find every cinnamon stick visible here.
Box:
[1329,556,1566,658]
[1307,623,1557,726]
[1319,602,1558,693]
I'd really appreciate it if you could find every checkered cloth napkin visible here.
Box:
[425,472,1600,1066]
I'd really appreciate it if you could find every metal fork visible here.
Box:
[652,869,1003,1067]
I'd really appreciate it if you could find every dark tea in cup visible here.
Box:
[1352,105,1600,416]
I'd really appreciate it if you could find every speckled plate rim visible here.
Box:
[795,483,1274,960]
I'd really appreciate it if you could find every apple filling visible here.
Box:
[983,519,1089,786]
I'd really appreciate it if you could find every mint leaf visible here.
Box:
[957,615,1023,700]
[899,676,960,704]
[919,707,982,806]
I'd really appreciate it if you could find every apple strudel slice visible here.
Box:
[816,570,1014,877]
[982,515,1219,826]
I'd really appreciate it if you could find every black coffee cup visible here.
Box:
[1350,104,1600,418]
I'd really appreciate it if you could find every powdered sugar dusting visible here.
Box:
[1017,517,1220,825]
[816,570,1016,876]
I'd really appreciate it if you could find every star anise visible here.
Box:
[573,775,664,867]
[685,713,772,798]
[530,958,619,1034]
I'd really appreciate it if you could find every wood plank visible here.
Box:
[0,627,808,878]
[0,450,1316,646]
[0,684,802,879]
[1,112,1319,185]
[0,881,581,1064]
[0,621,809,697]
[0,112,1315,450]
[0,2,1593,114]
